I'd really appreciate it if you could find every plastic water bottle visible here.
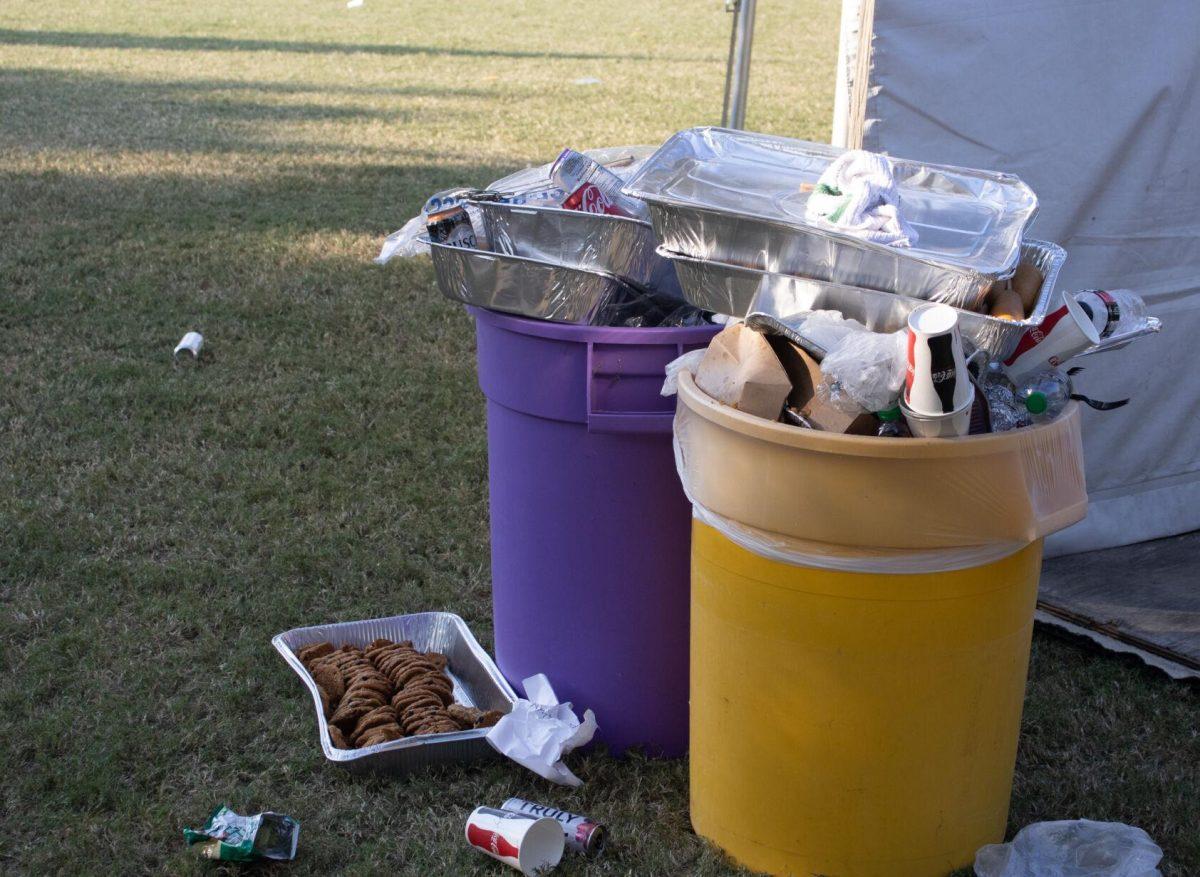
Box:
[1016,369,1071,423]
[1075,289,1148,339]
[875,406,910,437]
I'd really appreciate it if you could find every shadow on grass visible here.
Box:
[0,68,494,155]
[0,27,724,64]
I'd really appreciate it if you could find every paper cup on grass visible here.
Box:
[1003,293,1100,382]
[905,304,972,415]
[465,807,565,875]
[901,387,974,438]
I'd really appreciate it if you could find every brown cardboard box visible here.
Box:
[767,336,879,435]
[694,323,792,421]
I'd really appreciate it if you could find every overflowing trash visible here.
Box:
[183,806,299,862]
[271,127,1176,875]
[376,145,712,327]
[975,820,1164,877]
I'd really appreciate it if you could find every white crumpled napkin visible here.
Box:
[805,150,918,247]
[486,674,598,787]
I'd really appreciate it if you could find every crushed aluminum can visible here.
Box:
[426,205,480,249]
[501,797,607,856]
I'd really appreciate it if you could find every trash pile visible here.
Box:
[232,128,1169,875]
[381,126,1158,438]
[377,146,712,327]
[632,127,1160,438]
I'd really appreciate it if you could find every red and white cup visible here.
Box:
[465,807,565,876]
[1002,292,1100,383]
[905,304,972,415]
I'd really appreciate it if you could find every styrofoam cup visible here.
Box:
[465,807,565,876]
[900,387,974,438]
[905,304,972,415]
[1002,293,1100,383]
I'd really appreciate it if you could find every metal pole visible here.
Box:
[721,0,757,129]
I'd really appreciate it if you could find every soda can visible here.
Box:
[464,807,564,876]
[501,798,607,856]
[426,205,479,249]
[905,304,972,415]
[549,149,645,219]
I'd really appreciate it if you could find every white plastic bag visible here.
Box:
[974,820,1163,877]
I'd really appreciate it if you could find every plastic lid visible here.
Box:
[877,406,901,422]
[1024,392,1048,415]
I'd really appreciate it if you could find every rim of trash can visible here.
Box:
[469,305,720,345]
[676,370,1081,460]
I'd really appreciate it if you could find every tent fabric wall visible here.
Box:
[840,0,1200,555]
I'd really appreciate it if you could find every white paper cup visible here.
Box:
[173,331,204,358]
[465,807,565,876]
[900,387,974,438]
[1003,293,1100,383]
[905,304,972,415]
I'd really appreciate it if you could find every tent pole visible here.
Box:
[721,0,757,129]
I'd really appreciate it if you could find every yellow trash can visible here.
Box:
[674,371,1088,877]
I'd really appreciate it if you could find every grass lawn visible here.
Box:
[1,1,1197,874]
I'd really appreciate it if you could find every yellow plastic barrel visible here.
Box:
[690,522,1043,877]
[673,370,1087,877]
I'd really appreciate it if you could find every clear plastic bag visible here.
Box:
[975,821,1163,877]
[818,326,906,413]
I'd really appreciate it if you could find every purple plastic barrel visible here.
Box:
[471,306,717,757]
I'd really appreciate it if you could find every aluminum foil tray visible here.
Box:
[470,199,682,299]
[427,236,641,325]
[625,127,1039,309]
[666,239,1065,360]
[273,612,516,775]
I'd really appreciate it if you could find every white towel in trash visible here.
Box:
[486,674,597,787]
[804,150,918,247]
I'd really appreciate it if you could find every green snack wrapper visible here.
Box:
[183,805,299,862]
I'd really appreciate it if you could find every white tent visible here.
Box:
[831,0,1200,557]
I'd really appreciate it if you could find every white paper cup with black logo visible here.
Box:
[900,387,975,438]
[465,807,564,876]
[905,304,972,416]
[1003,293,1100,383]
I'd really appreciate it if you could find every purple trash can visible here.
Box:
[471,306,717,757]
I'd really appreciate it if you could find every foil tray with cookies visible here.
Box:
[273,612,518,775]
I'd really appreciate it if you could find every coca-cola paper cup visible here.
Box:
[905,304,972,415]
[1003,293,1100,383]
[465,807,564,876]
[900,388,974,438]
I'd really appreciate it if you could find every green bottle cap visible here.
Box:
[878,406,901,422]
[1024,392,1048,415]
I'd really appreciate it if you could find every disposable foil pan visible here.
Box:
[273,612,516,775]
[625,127,1039,309]
[666,239,1066,360]
[470,200,682,298]
[426,236,641,325]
